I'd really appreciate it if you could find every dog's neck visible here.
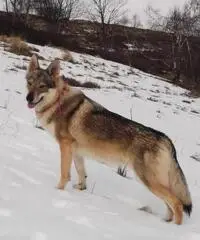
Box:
[35,86,68,115]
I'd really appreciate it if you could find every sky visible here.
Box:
[126,0,187,24]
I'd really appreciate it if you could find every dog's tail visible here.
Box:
[170,144,192,216]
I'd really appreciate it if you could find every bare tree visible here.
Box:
[65,0,85,21]
[32,0,82,22]
[4,0,9,12]
[88,0,127,40]
[132,13,142,28]
[145,4,165,31]
[164,2,200,83]
[145,0,200,86]
[24,0,32,24]
[146,1,200,35]
[5,0,33,23]
[119,14,142,28]
[9,0,23,15]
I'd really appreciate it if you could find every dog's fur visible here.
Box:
[26,55,192,225]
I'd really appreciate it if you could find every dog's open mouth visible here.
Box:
[28,97,44,109]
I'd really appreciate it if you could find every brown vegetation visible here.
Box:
[0,35,32,56]
[61,50,74,62]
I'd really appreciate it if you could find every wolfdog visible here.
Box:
[26,55,192,225]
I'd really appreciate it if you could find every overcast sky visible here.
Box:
[126,0,186,24]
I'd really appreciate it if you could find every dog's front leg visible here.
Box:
[73,154,87,190]
[57,139,72,190]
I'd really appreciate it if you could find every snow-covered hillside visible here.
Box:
[0,42,200,240]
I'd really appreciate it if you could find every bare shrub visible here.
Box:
[82,81,100,88]
[117,166,127,178]
[61,50,74,62]
[9,38,32,56]
[0,35,33,56]
[0,35,10,42]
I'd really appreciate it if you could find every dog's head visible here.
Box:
[26,55,62,109]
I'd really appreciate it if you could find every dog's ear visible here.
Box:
[47,59,60,77]
[27,55,39,73]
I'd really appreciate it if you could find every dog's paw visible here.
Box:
[163,216,173,223]
[73,183,87,191]
[56,182,66,190]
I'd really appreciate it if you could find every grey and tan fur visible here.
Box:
[26,55,192,225]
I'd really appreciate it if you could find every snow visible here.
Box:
[0,41,200,240]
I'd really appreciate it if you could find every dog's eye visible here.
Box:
[39,85,46,89]
[28,82,32,86]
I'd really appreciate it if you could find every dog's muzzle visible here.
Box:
[26,92,43,109]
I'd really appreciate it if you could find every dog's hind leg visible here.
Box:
[73,154,87,190]
[164,203,174,222]
[148,183,183,225]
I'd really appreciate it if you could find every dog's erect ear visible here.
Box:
[47,59,60,77]
[27,55,39,73]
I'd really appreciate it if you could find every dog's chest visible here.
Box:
[36,111,56,137]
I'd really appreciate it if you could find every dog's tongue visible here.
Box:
[28,103,35,109]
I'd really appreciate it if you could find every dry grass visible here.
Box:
[117,166,127,178]
[61,50,74,62]
[0,35,33,56]
[0,35,9,43]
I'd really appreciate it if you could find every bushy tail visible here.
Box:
[183,204,192,216]
[170,145,192,216]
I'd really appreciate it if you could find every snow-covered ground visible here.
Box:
[0,42,200,240]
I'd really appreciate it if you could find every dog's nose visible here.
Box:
[26,92,34,102]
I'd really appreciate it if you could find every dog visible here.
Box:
[26,55,192,225]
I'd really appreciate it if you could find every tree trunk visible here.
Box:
[5,0,9,12]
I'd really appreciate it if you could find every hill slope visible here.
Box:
[1,11,200,91]
[0,43,200,239]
